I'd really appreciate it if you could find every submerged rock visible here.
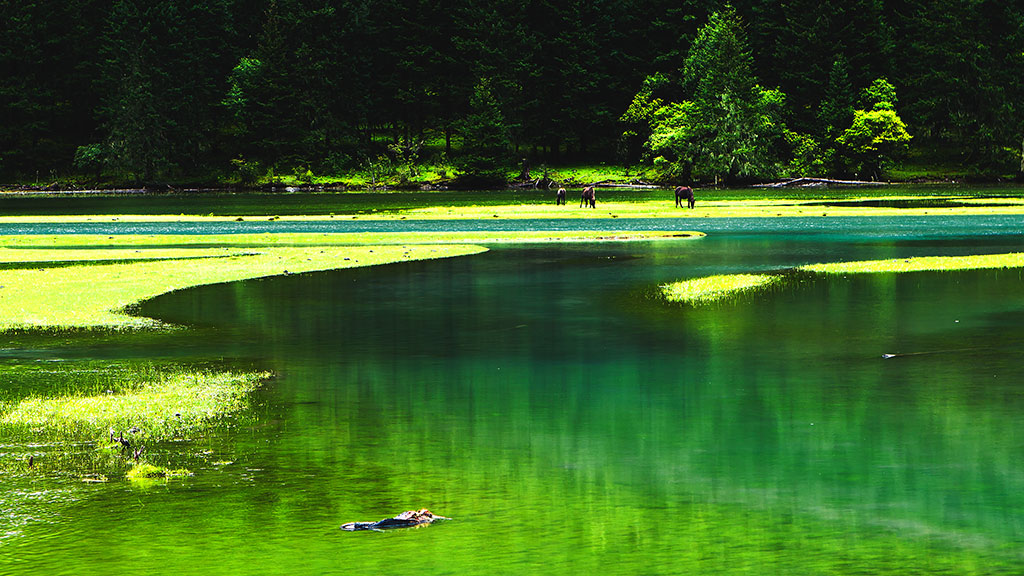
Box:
[340,509,450,531]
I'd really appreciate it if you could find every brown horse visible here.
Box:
[556,188,566,205]
[580,186,596,208]
[674,185,695,209]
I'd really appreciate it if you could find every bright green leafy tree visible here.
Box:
[836,78,911,179]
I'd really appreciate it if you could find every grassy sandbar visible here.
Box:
[801,252,1024,274]
[0,242,485,330]
[663,253,1024,305]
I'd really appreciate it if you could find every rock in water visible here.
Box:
[340,509,450,531]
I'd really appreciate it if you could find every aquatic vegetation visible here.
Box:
[125,462,192,481]
[660,273,780,304]
[0,369,268,442]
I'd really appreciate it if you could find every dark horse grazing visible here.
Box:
[580,185,596,208]
[674,185,695,209]
[341,509,450,531]
[556,187,566,205]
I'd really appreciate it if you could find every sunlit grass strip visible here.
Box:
[664,252,1024,306]
[5,194,1024,223]
[661,274,780,304]
[0,244,485,330]
[0,370,268,441]
[0,246,255,263]
[800,252,1024,274]
[0,231,700,249]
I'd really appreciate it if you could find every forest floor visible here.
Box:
[6,156,1016,193]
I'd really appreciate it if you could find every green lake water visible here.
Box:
[2,225,1024,574]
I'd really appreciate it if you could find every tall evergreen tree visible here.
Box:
[818,56,855,139]
[456,78,511,183]
[896,0,1024,170]
[644,5,789,183]
[0,0,111,178]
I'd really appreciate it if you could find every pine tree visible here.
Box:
[456,78,511,184]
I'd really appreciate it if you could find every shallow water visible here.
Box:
[2,219,1024,574]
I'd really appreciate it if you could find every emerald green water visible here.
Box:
[3,229,1024,574]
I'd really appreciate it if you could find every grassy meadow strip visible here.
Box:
[0,246,257,264]
[663,253,1024,305]
[3,194,1024,222]
[0,244,486,330]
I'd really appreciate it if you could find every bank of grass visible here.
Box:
[1,197,1017,222]
[663,253,1024,304]
[0,242,483,330]
[4,187,1024,222]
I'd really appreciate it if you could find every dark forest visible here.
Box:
[1,0,1022,184]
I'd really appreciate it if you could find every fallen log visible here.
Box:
[590,180,661,189]
[754,177,891,188]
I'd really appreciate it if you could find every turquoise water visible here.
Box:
[2,223,1024,574]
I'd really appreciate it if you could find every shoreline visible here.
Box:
[4,197,1024,223]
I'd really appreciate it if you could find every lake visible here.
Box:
[2,216,1023,574]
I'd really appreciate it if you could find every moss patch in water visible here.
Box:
[660,274,780,304]
[125,462,193,481]
[0,369,268,442]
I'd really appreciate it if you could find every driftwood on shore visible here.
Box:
[512,177,558,189]
[754,177,891,188]
[589,180,661,189]
[511,178,660,190]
